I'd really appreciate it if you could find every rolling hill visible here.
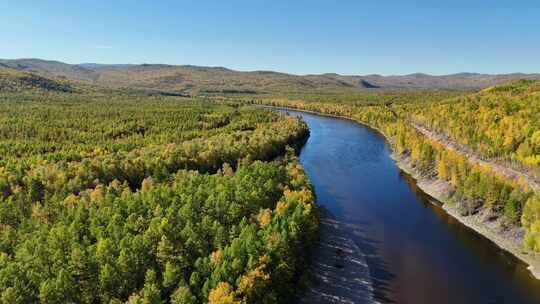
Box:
[0,67,73,92]
[1,58,540,94]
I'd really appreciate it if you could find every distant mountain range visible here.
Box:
[1,58,539,94]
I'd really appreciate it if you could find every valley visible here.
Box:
[1,60,540,303]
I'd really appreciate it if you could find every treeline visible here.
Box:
[251,89,465,106]
[243,87,540,252]
[0,93,317,303]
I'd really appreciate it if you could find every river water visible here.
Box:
[277,109,540,304]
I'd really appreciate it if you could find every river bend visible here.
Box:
[277,109,540,304]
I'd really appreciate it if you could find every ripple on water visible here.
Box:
[298,209,379,304]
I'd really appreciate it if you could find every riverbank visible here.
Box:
[392,152,540,280]
[259,103,540,280]
[408,120,540,194]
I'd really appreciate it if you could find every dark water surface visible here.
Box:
[279,109,540,304]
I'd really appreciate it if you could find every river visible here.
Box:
[276,108,540,304]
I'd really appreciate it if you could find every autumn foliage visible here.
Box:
[247,81,540,252]
[0,93,317,303]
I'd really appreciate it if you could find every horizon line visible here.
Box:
[2,57,539,78]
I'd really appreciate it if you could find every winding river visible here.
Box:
[276,109,540,304]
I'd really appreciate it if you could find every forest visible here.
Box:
[242,80,540,253]
[0,91,318,303]
[399,80,540,170]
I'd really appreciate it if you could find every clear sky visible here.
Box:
[1,0,539,75]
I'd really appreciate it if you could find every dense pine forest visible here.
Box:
[244,80,540,253]
[0,89,318,303]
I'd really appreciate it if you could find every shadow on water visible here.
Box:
[353,231,396,304]
[299,207,395,304]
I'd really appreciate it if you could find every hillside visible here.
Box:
[2,58,540,94]
[401,80,540,170]
[0,67,73,92]
[0,58,96,82]
[344,73,540,90]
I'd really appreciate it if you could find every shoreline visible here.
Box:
[391,152,540,280]
[257,103,540,280]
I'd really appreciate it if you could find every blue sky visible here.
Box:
[1,0,539,75]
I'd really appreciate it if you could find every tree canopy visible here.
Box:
[0,92,317,303]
